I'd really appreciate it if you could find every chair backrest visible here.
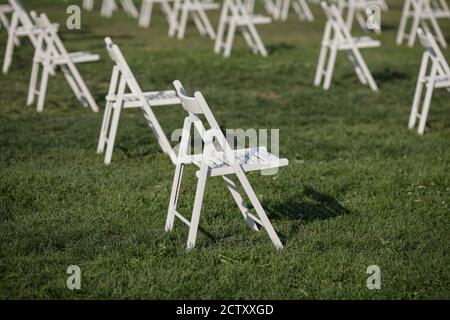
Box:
[321,2,353,41]
[30,12,68,59]
[417,28,450,76]
[225,0,251,18]
[9,0,34,28]
[173,80,237,161]
[104,37,145,97]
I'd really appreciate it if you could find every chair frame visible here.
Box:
[397,0,447,48]
[101,0,139,18]
[168,0,218,40]
[166,80,288,250]
[27,12,100,112]
[139,0,174,28]
[314,2,380,91]
[215,0,271,57]
[2,0,43,74]
[97,38,180,165]
[408,28,450,135]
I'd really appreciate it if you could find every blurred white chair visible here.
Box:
[169,0,219,40]
[98,38,180,165]
[166,80,288,250]
[314,2,380,91]
[2,0,43,74]
[337,0,387,33]
[272,0,314,21]
[409,28,450,135]
[27,12,100,112]
[83,0,95,11]
[397,0,447,48]
[139,0,174,28]
[215,0,271,57]
[101,0,139,18]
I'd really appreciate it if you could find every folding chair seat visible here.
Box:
[408,28,450,135]
[168,0,219,40]
[27,12,100,113]
[215,0,271,57]
[165,80,288,250]
[397,0,447,48]
[335,36,380,49]
[97,38,180,165]
[2,0,47,74]
[314,2,379,91]
[139,0,174,28]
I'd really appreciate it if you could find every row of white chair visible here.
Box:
[1,1,449,131]
[2,0,99,112]
[81,0,316,57]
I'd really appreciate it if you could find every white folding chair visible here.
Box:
[409,28,450,135]
[139,0,174,28]
[215,0,271,57]
[337,0,387,33]
[166,80,288,250]
[27,12,100,113]
[83,0,95,11]
[314,2,380,91]
[98,38,180,165]
[397,0,447,48]
[271,0,314,21]
[101,0,139,18]
[2,0,45,74]
[168,0,219,40]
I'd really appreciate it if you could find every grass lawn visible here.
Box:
[0,0,449,299]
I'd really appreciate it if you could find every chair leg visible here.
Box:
[351,48,378,91]
[3,14,18,74]
[27,60,40,106]
[222,175,259,231]
[139,0,153,28]
[236,171,283,249]
[409,54,428,129]
[407,13,421,47]
[224,22,236,58]
[104,78,126,164]
[177,5,189,39]
[323,46,338,90]
[36,65,51,112]
[418,80,435,135]
[186,164,209,250]
[166,163,185,232]
[396,0,410,45]
[97,101,113,154]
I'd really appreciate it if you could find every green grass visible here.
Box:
[0,0,449,299]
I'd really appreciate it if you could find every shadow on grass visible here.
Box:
[267,43,297,55]
[266,185,350,222]
[371,68,409,83]
[194,185,350,247]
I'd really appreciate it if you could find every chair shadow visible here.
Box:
[263,185,351,243]
[266,42,297,54]
[264,185,351,222]
[194,185,351,248]
[371,68,409,83]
